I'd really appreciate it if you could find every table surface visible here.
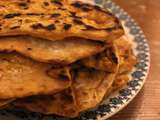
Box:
[110,0,160,120]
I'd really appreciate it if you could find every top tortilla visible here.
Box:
[0,0,124,42]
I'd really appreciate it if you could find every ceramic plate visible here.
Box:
[0,0,150,120]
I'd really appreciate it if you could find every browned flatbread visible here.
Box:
[0,53,71,99]
[72,68,116,112]
[112,37,136,90]
[0,0,124,42]
[12,45,119,117]
[0,99,15,108]
[0,1,136,118]
[0,36,105,64]
[80,46,118,72]
[14,89,78,117]
[114,38,137,74]
[13,69,116,118]
[5,37,136,118]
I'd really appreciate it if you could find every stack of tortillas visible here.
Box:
[0,0,136,118]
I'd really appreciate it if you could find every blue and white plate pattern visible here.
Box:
[0,0,150,120]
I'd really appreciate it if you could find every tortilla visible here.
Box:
[14,89,78,117]
[0,36,105,64]
[0,0,124,42]
[114,38,136,74]
[112,38,136,90]
[12,44,119,117]
[0,53,71,99]
[72,68,116,112]
[80,47,118,72]
[13,68,116,118]
[0,99,15,108]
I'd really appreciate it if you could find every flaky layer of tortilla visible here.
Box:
[0,53,71,99]
[13,69,116,118]
[112,38,136,90]
[80,47,118,72]
[14,89,78,117]
[11,44,119,118]
[2,38,136,118]
[0,39,116,110]
[72,69,116,112]
[0,36,105,64]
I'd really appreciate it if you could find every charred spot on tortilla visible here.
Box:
[27,48,32,51]
[71,2,97,12]
[31,23,56,31]
[10,26,20,30]
[45,24,56,31]
[58,7,66,11]
[43,2,49,6]
[55,20,60,23]
[70,12,82,19]
[26,13,44,16]
[73,19,83,25]
[63,24,72,30]
[71,2,82,8]
[4,13,21,19]
[31,23,44,29]
[51,0,63,6]
[18,3,27,7]
[18,2,29,9]
[51,13,61,18]
[70,12,76,17]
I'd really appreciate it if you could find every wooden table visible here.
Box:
[110,0,160,120]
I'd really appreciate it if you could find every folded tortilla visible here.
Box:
[13,69,116,118]
[0,36,105,64]
[72,69,116,112]
[80,48,118,72]
[0,37,136,118]
[12,43,119,118]
[112,38,136,90]
[13,89,78,117]
[0,0,137,118]
[0,53,71,99]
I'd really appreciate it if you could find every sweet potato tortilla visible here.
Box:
[0,0,136,118]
